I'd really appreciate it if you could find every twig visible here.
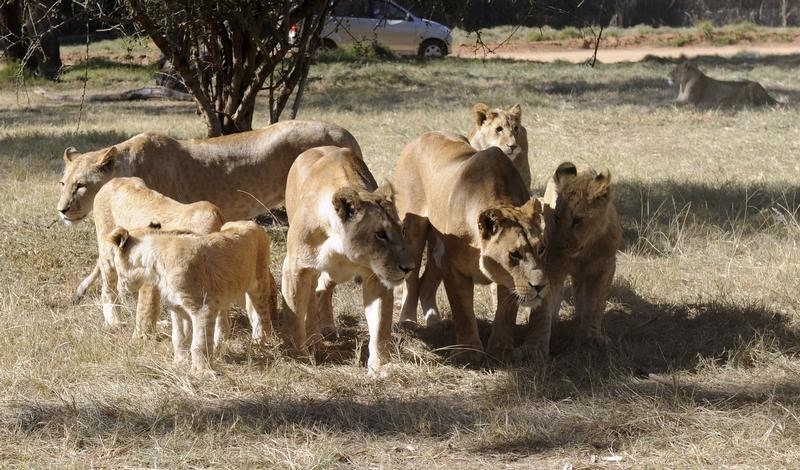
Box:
[588,24,604,68]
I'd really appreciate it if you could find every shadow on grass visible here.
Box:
[0,129,130,163]
[642,52,800,71]
[614,179,800,251]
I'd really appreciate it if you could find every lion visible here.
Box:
[282,146,413,375]
[670,62,777,108]
[414,103,531,321]
[79,177,224,338]
[519,162,622,356]
[57,119,362,225]
[468,102,531,189]
[394,131,550,363]
[105,220,277,372]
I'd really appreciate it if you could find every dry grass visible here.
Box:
[1,40,799,467]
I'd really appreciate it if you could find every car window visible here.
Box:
[333,0,370,17]
[371,1,407,20]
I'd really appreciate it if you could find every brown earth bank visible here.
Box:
[453,41,800,63]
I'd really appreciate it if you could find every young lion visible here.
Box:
[282,146,413,375]
[105,221,277,371]
[522,162,622,354]
[670,62,777,108]
[80,177,224,337]
[394,132,550,363]
[468,102,531,189]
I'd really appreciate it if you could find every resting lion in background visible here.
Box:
[670,62,778,108]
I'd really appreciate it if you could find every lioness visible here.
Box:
[282,146,413,375]
[57,120,362,224]
[83,177,224,337]
[522,162,621,353]
[670,62,777,108]
[468,102,530,189]
[415,103,531,321]
[106,221,277,372]
[394,132,549,363]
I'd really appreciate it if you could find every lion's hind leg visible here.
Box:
[246,267,277,344]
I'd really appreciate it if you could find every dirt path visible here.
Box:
[453,42,800,63]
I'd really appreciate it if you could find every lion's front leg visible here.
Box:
[246,266,276,344]
[280,258,317,354]
[362,276,393,376]
[399,213,429,324]
[573,264,615,348]
[311,272,337,339]
[486,284,519,363]
[189,304,216,372]
[170,307,191,365]
[99,261,124,326]
[441,267,483,364]
[133,283,160,338]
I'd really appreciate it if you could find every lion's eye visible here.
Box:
[59,181,64,187]
[376,230,387,241]
[495,126,503,133]
[572,217,583,227]
[513,126,519,133]
[76,183,85,189]
[509,250,522,261]
[537,244,545,257]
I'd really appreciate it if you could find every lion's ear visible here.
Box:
[332,187,362,222]
[520,197,542,219]
[553,161,577,184]
[473,102,490,125]
[592,169,612,201]
[108,227,129,249]
[478,208,504,240]
[96,147,118,171]
[509,103,522,121]
[374,179,396,203]
[63,147,80,163]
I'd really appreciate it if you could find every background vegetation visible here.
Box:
[0,36,799,466]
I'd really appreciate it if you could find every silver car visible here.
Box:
[321,0,452,57]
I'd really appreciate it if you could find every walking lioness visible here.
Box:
[394,132,550,363]
[282,146,413,375]
[57,120,362,224]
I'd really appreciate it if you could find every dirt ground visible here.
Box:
[453,41,800,63]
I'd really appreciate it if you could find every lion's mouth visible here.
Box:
[60,212,87,225]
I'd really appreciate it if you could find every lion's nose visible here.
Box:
[508,144,517,151]
[399,263,415,274]
[529,282,546,295]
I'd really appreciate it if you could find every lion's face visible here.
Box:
[668,62,699,86]
[470,103,524,159]
[477,199,549,308]
[332,183,414,289]
[57,146,118,224]
[549,162,612,258]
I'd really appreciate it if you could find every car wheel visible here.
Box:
[419,39,446,58]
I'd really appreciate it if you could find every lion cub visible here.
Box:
[526,162,622,352]
[468,102,530,189]
[670,62,777,108]
[81,177,224,337]
[105,221,277,371]
[394,132,549,363]
[282,146,413,375]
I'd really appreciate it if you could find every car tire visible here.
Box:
[419,39,446,58]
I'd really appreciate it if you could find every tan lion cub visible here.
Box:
[81,177,224,337]
[282,146,413,375]
[394,132,550,363]
[105,221,277,371]
[522,162,621,354]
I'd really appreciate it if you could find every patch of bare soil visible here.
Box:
[453,41,800,63]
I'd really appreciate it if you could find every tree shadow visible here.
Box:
[0,129,130,164]
[643,52,800,71]
[613,179,800,251]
